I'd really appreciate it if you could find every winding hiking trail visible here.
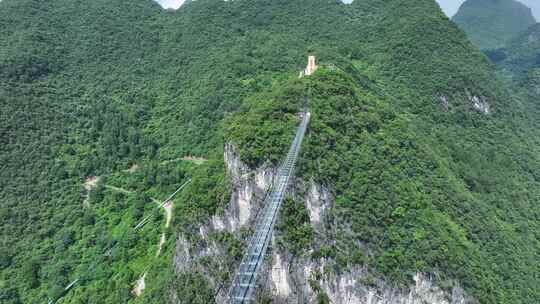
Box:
[161,155,208,165]
[104,184,132,194]
[132,273,146,297]
[162,200,173,228]
[83,168,185,298]
[156,234,166,257]
[132,199,174,297]
[130,193,176,297]
[156,200,173,256]
[103,184,160,204]
[82,175,174,297]
[181,156,207,165]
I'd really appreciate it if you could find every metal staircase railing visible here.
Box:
[227,111,311,303]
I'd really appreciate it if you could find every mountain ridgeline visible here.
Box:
[519,0,540,20]
[453,0,536,50]
[0,0,539,304]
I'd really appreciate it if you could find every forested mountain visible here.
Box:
[1,0,539,303]
[497,23,540,77]
[493,23,540,148]
[452,0,536,50]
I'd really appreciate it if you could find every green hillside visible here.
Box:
[498,23,540,77]
[453,0,536,50]
[1,0,539,303]
[494,22,540,149]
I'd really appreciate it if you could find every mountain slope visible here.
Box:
[494,22,540,149]
[499,23,540,77]
[452,0,536,49]
[0,0,539,303]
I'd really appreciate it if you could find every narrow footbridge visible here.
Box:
[227,111,311,303]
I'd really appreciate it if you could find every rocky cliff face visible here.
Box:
[437,91,491,114]
[171,145,476,304]
[172,143,276,303]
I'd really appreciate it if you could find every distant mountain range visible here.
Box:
[452,0,536,49]
[498,23,540,77]
[436,0,540,20]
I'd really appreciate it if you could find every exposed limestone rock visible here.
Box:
[173,234,195,273]
[436,93,490,114]
[270,251,292,298]
[305,182,331,228]
[438,95,450,111]
[257,183,476,304]
[467,91,490,114]
[261,252,474,304]
[207,143,275,233]
[171,145,476,304]
[172,143,275,302]
[470,95,490,114]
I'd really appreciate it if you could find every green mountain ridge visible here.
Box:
[498,23,540,77]
[492,22,540,145]
[0,0,539,303]
[453,0,536,50]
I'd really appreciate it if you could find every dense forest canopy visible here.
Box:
[496,23,540,78]
[0,0,539,303]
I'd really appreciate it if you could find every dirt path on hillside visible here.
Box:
[181,156,207,165]
[104,184,132,194]
[126,164,139,173]
[154,200,173,257]
[85,175,176,297]
[161,156,208,165]
[132,272,146,297]
[156,233,166,257]
[162,201,173,228]
[133,198,175,297]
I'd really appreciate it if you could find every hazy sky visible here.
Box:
[435,0,466,17]
[155,0,184,9]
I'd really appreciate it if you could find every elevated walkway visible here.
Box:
[227,111,311,303]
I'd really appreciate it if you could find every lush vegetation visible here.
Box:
[496,23,540,78]
[1,0,540,303]
[227,65,540,302]
[453,0,536,50]
[276,197,314,256]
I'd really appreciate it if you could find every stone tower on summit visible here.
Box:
[304,55,318,76]
[300,56,318,78]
